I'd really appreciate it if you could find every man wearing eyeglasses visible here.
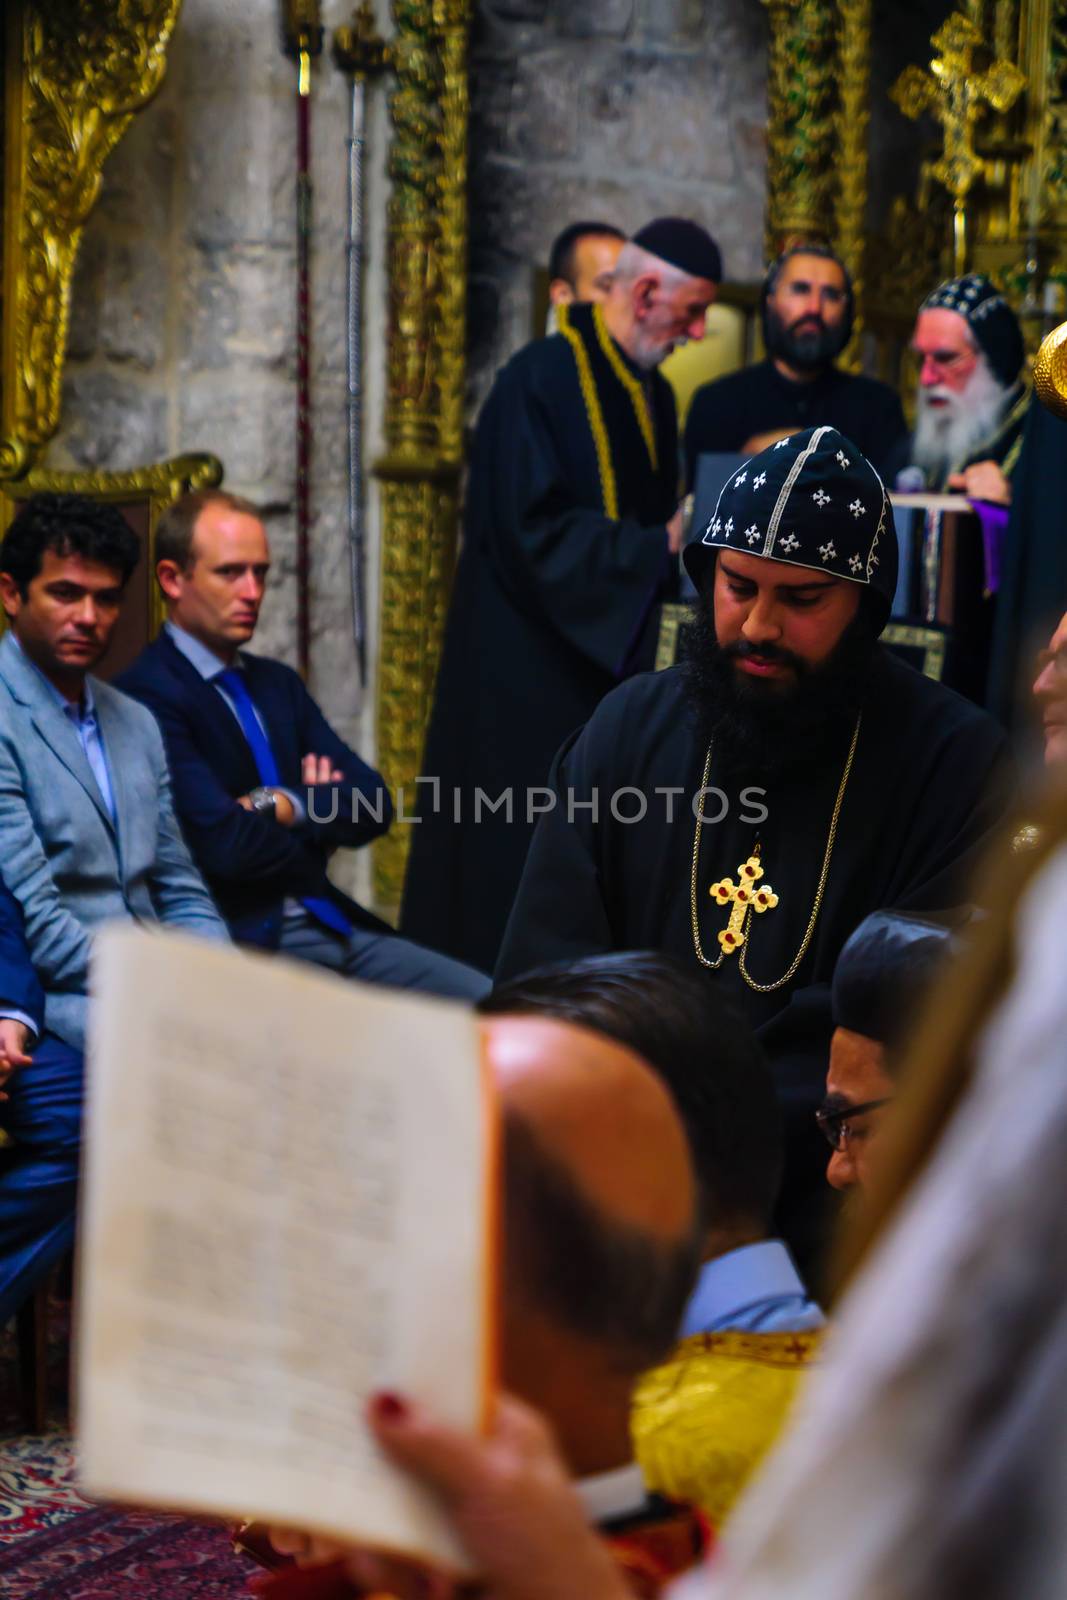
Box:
[901,274,1029,505]
[818,911,955,1192]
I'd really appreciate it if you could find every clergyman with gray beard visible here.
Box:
[498,427,1012,1276]
[897,273,1029,503]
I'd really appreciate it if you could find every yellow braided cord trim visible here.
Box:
[593,303,658,471]
[557,304,618,520]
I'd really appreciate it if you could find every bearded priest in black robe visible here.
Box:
[401,219,722,973]
[498,427,1012,1270]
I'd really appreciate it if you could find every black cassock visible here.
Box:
[401,304,679,972]
[684,359,907,486]
[497,650,1011,1270]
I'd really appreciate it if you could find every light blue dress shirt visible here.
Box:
[17,641,116,824]
[679,1239,826,1338]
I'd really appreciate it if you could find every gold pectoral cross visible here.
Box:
[709,853,779,956]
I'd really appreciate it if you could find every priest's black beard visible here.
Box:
[681,588,878,781]
[764,304,849,374]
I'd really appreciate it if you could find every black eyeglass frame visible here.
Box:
[814,1097,892,1151]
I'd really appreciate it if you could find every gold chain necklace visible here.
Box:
[689,716,862,992]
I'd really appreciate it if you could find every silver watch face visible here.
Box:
[250,787,275,814]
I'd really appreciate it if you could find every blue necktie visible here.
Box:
[215,668,351,937]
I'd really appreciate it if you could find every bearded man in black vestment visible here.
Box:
[401,217,722,974]
[684,245,906,483]
[498,427,1012,1271]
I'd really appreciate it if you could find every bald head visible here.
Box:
[483,1014,695,1243]
[478,1015,701,1474]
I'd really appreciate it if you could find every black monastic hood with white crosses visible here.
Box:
[682,425,898,633]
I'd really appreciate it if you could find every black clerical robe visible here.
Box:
[684,360,907,486]
[988,401,1067,722]
[498,651,1011,1270]
[401,304,680,972]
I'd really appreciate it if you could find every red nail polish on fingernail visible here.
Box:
[370,1390,408,1422]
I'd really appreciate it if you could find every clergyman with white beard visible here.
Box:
[896,274,1028,505]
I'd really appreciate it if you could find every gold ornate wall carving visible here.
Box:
[834,0,872,365]
[762,0,838,254]
[765,1,1067,375]
[374,0,473,909]
[1,0,183,478]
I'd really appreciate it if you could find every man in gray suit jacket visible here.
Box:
[0,494,226,1307]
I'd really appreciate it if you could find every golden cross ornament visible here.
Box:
[709,854,780,956]
[890,14,1026,203]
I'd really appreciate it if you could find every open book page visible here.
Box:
[889,492,973,511]
[77,926,495,1573]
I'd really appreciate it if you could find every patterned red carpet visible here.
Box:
[0,1432,256,1597]
[0,1305,254,1598]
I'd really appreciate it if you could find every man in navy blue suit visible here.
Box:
[0,876,82,1326]
[119,490,487,998]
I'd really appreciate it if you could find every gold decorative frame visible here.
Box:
[373,0,473,909]
[2,0,184,479]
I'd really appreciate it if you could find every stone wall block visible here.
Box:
[185,82,294,252]
[173,0,259,96]
[186,91,255,248]
[556,0,634,40]
[56,371,167,472]
[180,247,240,372]
[508,51,581,161]
[635,0,707,43]
[480,0,551,23]
[310,243,348,380]
[305,490,370,736]
[182,243,294,375]
[99,241,168,370]
[66,234,105,363]
[231,246,294,367]
[95,103,176,238]
[307,390,348,487]
[617,56,733,184]
[469,67,517,159]
[178,370,294,488]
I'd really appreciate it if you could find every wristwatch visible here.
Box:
[248,786,278,817]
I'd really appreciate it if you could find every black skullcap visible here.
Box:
[682,425,898,633]
[632,217,722,285]
[921,274,1025,389]
[832,911,956,1053]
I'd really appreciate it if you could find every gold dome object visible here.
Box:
[1033,321,1067,420]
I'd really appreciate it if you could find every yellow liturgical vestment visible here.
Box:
[631,1329,822,1529]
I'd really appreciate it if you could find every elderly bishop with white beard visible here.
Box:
[896,274,1028,504]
